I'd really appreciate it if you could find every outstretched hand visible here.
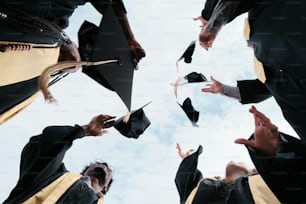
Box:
[82,114,116,136]
[193,16,208,31]
[176,143,195,160]
[128,38,146,69]
[201,76,223,94]
[235,106,280,156]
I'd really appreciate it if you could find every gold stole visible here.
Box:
[243,18,266,83]
[248,175,280,204]
[0,42,59,124]
[23,172,81,204]
[0,42,60,87]
[23,172,104,204]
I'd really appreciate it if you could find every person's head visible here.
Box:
[81,161,113,196]
[224,161,255,183]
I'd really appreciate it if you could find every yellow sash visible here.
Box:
[248,175,280,204]
[23,172,81,204]
[243,18,266,83]
[0,41,59,86]
[0,91,41,125]
[23,172,104,204]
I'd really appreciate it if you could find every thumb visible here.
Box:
[234,138,255,148]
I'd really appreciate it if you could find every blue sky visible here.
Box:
[0,1,298,203]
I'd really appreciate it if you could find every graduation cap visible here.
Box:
[37,5,134,110]
[109,102,151,139]
[176,40,196,72]
[178,97,199,127]
[171,72,208,98]
[78,5,134,111]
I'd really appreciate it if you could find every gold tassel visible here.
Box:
[38,60,119,103]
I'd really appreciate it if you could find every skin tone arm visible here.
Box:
[235,106,281,156]
[201,76,223,94]
[194,16,215,51]
[82,114,116,136]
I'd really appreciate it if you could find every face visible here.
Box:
[84,162,113,195]
[225,161,253,178]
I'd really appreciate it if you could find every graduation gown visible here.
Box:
[237,79,271,104]
[3,126,100,204]
[174,146,255,204]
[0,0,126,123]
[246,133,306,204]
[205,0,306,141]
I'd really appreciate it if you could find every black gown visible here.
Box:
[3,125,100,204]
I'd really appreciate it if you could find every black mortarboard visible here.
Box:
[184,72,207,83]
[171,72,208,98]
[176,40,196,72]
[78,5,134,111]
[177,41,196,64]
[178,97,199,127]
[111,102,151,139]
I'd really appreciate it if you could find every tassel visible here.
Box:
[38,60,119,103]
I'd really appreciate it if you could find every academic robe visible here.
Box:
[3,125,100,204]
[246,132,306,204]
[174,145,255,204]
[237,79,271,104]
[204,0,306,141]
[0,0,125,123]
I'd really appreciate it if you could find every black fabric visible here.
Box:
[201,0,220,20]
[178,97,199,126]
[3,125,100,204]
[185,72,208,83]
[208,0,306,141]
[0,77,38,114]
[246,133,306,204]
[175,145,203,204]
[0,0,125,44]
[79,5,134,111]
[237,79,271,104]
[113,108,151,139]
[175,145,254,204]
[177,40,196,64]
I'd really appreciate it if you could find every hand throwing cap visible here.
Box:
[78,5,134,111]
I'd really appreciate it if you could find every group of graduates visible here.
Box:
[1,0,306,203]
[175,0,306,203]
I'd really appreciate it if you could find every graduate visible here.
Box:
[3,114,116,204]
[0,0,145,124]
[175,106,306,203]
[195,0,306,141]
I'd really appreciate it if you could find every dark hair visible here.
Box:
[81,162,114,195]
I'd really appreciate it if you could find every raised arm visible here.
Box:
[235,106,306,203]
[175,144,203,203]
[90,0,145,68]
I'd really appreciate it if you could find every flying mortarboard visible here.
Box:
[38,5,134,111]
[176,40,196,72]
[171,72,208,98]
[78,5,135,111]
[109,102,152,139]
[178,97,199,127]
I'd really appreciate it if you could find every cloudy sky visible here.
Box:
[0,1,298,203]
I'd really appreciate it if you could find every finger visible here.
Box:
[210,76,215,82]
[201,88,211,93]
[193,16,201,21]
[101,130,109,135]
[186,149,195,155]
[176,143,182,152]
[104,120,115,129]
[234,138,256,149]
